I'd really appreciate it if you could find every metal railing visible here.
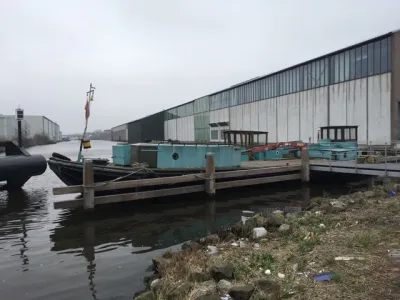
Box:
[326,142,400,176]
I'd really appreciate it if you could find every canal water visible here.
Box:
[0,141,364,300]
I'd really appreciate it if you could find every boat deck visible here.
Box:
[243,158,400,177]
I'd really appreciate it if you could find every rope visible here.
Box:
[88,162,159,188]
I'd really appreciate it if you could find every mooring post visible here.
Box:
[205,152,216,195]
[301,148,310,182]
[83,159,95,210]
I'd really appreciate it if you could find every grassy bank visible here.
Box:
[135,183,400,300]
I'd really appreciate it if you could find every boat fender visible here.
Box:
[52,152,71,161]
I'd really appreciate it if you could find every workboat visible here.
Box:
[47,86,253,187]
[48,141,245,187]
[299,126,359,161]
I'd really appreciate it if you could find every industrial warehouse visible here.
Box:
[0,114,62,143]
[112,30,399,146]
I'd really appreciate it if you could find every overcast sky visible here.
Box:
[0,0,399,134]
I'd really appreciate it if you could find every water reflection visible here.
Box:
[50,184,309,254]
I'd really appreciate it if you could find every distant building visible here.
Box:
[0,115,61,142]
[111,30,399,145]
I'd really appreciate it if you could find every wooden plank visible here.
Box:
[205,153,216,195]
[83,159,95,209]
[53,173,205,195]
[215,165,301,179]
[53,164,301,196]
[215,174,301,189]
[54,185,206,209]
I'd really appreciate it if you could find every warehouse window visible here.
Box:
[361,45,368,77]
[349,49,355,80]
[268,77,272,98]
[303,65,308,90]
[368,43,374,76]
[314,61,320,87]
[339,53,345,82]
[324,58,329,86]
[355,47,362,78]
[344,51,350,81]
[334,55,340,83]
[210,129,219,140]
[381,38,388,73]
[309,62,314,88]
[307,63,313,89]
[374,40,381,74]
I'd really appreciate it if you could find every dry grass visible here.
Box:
[150,186,400,300]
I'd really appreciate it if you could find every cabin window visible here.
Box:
[350,128,356,140]
[344,128,350,140]
[337,129,342,140]
[329,129,335,139]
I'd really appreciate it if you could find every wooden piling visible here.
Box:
[83,159,95,209]
[205,153,216,195]
[301,148,310,182]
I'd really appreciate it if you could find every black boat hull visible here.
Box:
[47,156,244,187]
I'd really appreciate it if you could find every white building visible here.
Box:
[161,31,397,146]
[0,115,61,142]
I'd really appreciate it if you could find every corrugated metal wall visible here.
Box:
[128,121,142,143]
[329,73,391,144]
[153,34,394,145]
[127,112,164,143]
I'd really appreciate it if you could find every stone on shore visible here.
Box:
[181,241,202,252]
[210,262,234,281]
[269,214,285,227]
[252,227,267,239]
[143,273,161,287]
[229,284,255,300]
[206,245,218,255]
[134,291,155,300]
[150,278,162,293]
[255,279,281,300]
[278,224,291,233]
[330,200,347,213]
[217,279,233,294]
[189,271,212,282]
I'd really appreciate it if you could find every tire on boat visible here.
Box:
[52,152,71,161]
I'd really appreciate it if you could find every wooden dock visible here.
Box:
[53,150,310,210]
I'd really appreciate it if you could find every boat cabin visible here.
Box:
[318,126,358,144]
[222,130,268,148]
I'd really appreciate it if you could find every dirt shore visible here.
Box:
[135,183,400,300]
